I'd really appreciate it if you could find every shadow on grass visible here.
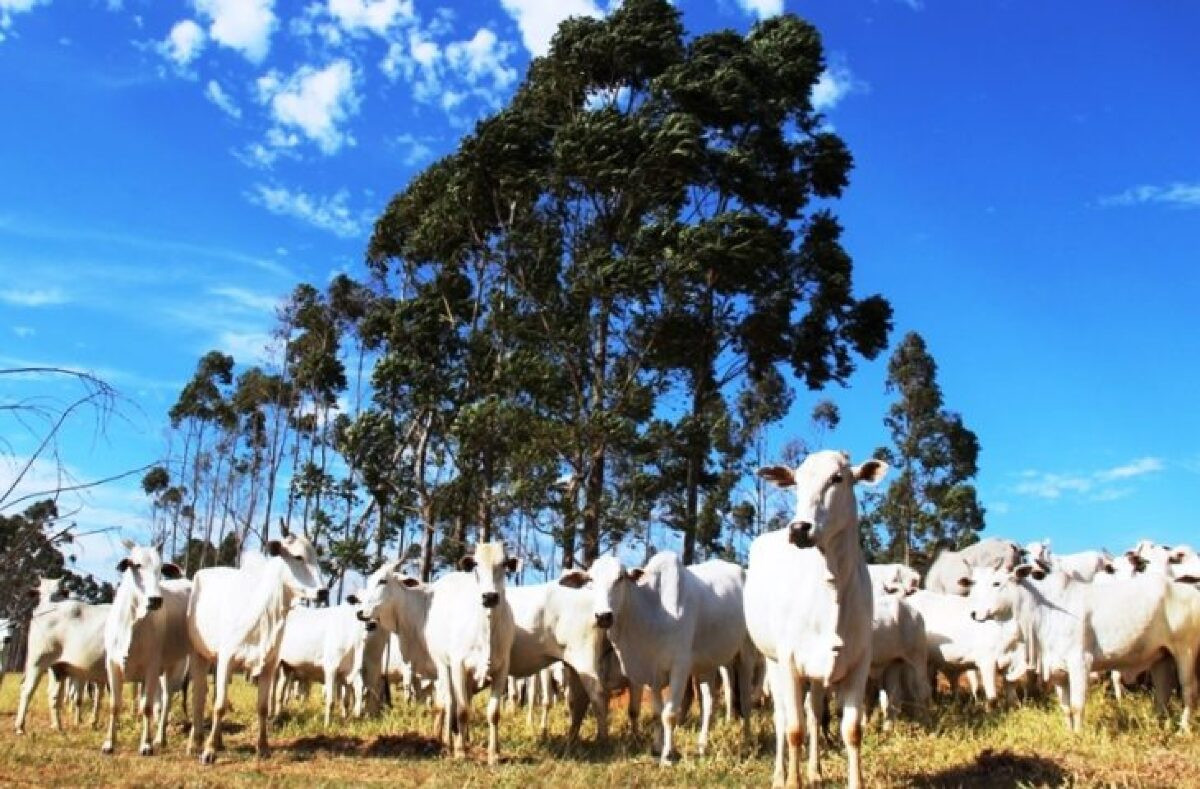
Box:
[910,748,1066,788]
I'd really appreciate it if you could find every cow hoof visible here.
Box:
[140,744,153,757]
[200,750,216,765]
[101,743,114,756]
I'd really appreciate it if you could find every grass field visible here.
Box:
[1,674,1198,787]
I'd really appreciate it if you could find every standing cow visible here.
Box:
[745,450,887,789]
[186,528,327,764]
[14,577,110,735]
[102,541,191,755]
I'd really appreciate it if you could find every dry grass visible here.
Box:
[2,674,1199,787]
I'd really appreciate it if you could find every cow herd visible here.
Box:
[5,449,1200,789]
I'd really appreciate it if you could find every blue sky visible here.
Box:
[1,0,1197,580]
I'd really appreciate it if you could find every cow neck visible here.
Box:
[383,582,434,673]
[821,523,869,603]
[105,573,142,665]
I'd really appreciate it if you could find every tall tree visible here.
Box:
[861,331,985,568]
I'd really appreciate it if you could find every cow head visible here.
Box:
[30,576,66,605]
[880,565,921,597]
[353,561,421,632]
[757,450,888,551]
[966,564,1038,622]
[266,528,328,604]
[1021,540,1053,574]
[575,555,646,630]
[459,542,518,609]
[114,540,180,617]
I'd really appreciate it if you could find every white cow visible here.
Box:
[273,604,366,726]
[967,563,1200,732]
[505,578,614,741]
[15,577,110,734]
[745,450,888,789]
[869,563,922,597]
[102,541,191,755]
[1129,541,1200,580]
[186,529,327,764]
[1023,539,1115,582]
[354,542,518,765]
[924,538,1022,596]
[577,552,754,765]
[869,594,931,729]
[906,589,1021,704]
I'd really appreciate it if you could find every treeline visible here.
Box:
[142,0,983,593]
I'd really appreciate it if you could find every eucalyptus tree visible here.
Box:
[861,331,985,568]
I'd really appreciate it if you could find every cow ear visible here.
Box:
[1169,552,1184,565]
[852,460,889,486]
[161,563,183,580]
[756,466,796,489]
[458,556,477,572]
[266,540,282,557]
[1013,564,1037,580]
[627,567,645,583]
[400,577,421,588]
[558,570,590,589]
[116,558,130,574]
[1175,575,1200,585]
[505,557,521,574]
[346,594,360,605]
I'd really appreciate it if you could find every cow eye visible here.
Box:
[830,473,844,485]
[377,578,387,586]
[992,581,1000,588]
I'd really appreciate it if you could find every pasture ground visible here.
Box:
[1,674,1199,786]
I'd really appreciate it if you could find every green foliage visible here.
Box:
[861,331,986,568]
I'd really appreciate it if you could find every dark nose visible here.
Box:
[356,610,371,622]
[316,588,330,605]
[971,612,985,622]
[364,621,378,632]
[146,597,163,611]
[481,592,499,608]
[789,521,814,548]
[595,611,613,629]
[1104,564,1116,574]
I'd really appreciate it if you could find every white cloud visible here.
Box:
[445,27,517,93]
[0,0,50,38]
[207,286,279,313]
[1099,183,1200,209]
[1013,457,1165,501]
[257,60,360,155]
[0,286,69,306]
[247,183,366,238]
[192,0,276,63]
[498,0,602,57]
[327,0,413,36]
[216,329,275,364]
[733,0,783,20]
[812,58,868,113]
[12,325,35,337]
[160,19,206,67]
[204,79,241,118]
[394,132,433,166]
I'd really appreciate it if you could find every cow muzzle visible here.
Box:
[481,592,499,608]
[970,611,989,622]
[594,611,613,629]
[146,596,163,611]
[789,521,814,549]
[364,621,378,632]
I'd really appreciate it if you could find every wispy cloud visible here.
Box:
[733,0,783,20]
[1013,456,1165,501]
[393,132,434,166]
[204,79,241,118]
[247,183,367,238]
[207,285,279,313]
[0,286,70,306]
[1099,182,1200,209]
[812,56,868,113]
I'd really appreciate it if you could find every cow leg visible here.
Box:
[446,663,471,759]
[139,665,161,756]
[1172,646,1198,733]
[486,666,507,766]
[696,675,714,757]
[91,682,104,728]
[805,681,826,784]
[255,665,276,759]
[1149,660,1174,720]
[626,681,642,739]
[72,679,85,727]
[718,665,733,723]
[763,657,792,786]
[102,663,123,754]
[537,667,552,737]
[978,660,998,708]
[735,649,755,746]
[14,663,45,734]
[186,655,208,757]
[1110,669,1125,702]
[155,673,172,748]
[648,683,669,763]
[201,654,234,764]
[48,670,66,732]
[323,666,337,728]
[840,661,871,789]
[563,664,601,742]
